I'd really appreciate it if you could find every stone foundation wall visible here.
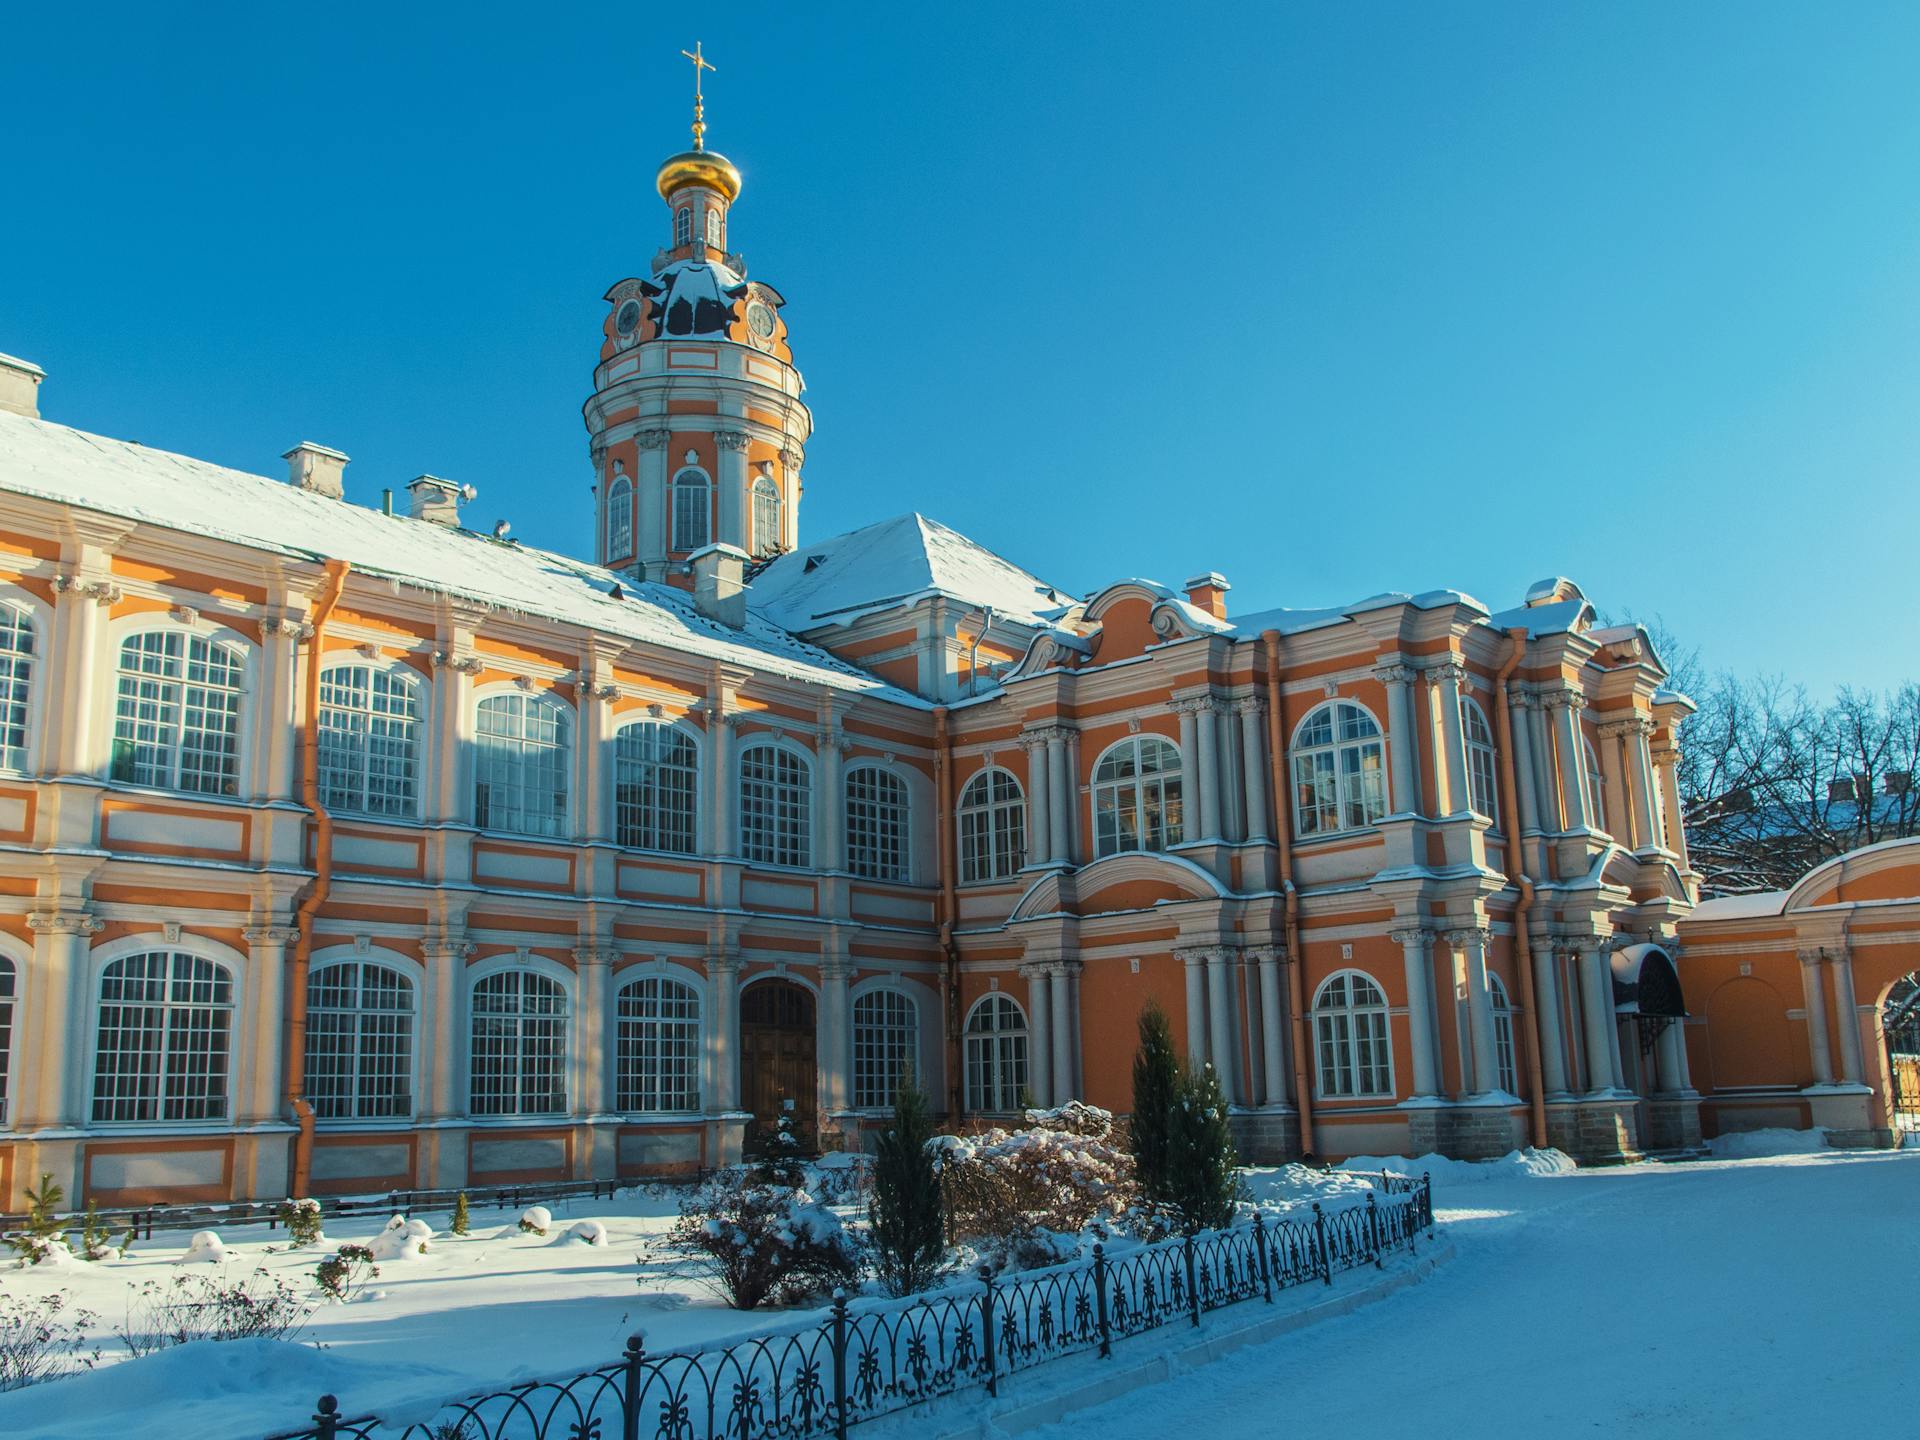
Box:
[1548,1098,1643,1164]
[1229,1109,1301,1165]
[1641,1097,1703,1152]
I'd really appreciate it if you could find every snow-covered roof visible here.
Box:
[1685,891,1789,922]
[1227,588,1483,639]
[0,411,926,706]
[749,512,1072,632]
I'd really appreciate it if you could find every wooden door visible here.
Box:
[740,979,818,1151]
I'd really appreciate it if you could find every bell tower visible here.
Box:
[583,44,812,591]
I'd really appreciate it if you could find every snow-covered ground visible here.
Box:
[1014,1144,1920,1440]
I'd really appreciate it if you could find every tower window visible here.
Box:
[751,474,782,557]
[674,207,692,247]
[606,471,633,562]
[672,468,711,552]
[705,207,722,247]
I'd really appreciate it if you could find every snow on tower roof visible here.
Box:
[0,411,927,706]
[748,512,1073,632]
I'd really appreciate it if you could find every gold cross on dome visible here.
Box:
[681,42,716,150]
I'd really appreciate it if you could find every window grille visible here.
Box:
[306,960,414,1120]
[469,969,569,1117]
[0,602,33,772]
[473,693,570,838]
[672,470,711,552]
[958,768,1026,881]
[751,476,781,557]
[846,766,909,880]
[739,743,811,867]
[0,956,13,1125]
[853,989,917,1108]
[1462,698,1499,827]
[606,473,634,562]
[1313,971,1393,1099]
[111,631,245,795]
[1092,735,1183,857]
[1291,702,1387,837]
[318,666,421,817]
[1490,974,1518,1094]
[92,951,234,1123]
[964,993,1028,1112]
[614,722,699,853]
[615,976,701,1112]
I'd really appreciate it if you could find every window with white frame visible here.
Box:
[606,471,633,561]
[958,768,1026,881]
[474,693,571,838]
[853,988,917,1109]
[1313,971,1393,1099]
[672,469,711,552]
[318,666,421,817]
[751,475,781,557]
[306,960,414,1121]
[1291,701,1387,837]
[739,742,811,867]
[1584,739,1607,833]
[0,602,33,772]
[92,951,234,1123]
[1462,698,1499,828]
[846,766,909,880]
[616,975,701,1112]
[614,722,699,854]
[1093,735,1183,857]
[964,994,1028,1112]
[674,207,692,246]
[469,969,569,1116]
[708,207,725,246]
[1489,973,1517,1094]
[110,630,246,795]
[0,955,13,1126]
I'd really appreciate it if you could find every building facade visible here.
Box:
[1,101,1878,1213]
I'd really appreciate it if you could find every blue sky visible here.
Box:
[3,3,1917,695]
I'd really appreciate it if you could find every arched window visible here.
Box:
[705,206,722,247]
[674,206,692,246]
[751,475,782,557]
[318,666,422,817]
[1489,973,1517,1095]
[614,722,699,854]
[1462,698,1499,827]
[469,969,568,1116]
[672,469,711,552]
[606,470,633,562]
[616,975,701,1113]
[1093,735,1184,857]
[0,955,14,1126]
[965,994,1028,1112]
[0,602,34,772]
[853,988,917,1109]
[846,766,909,880]
[1584,739,1607,833]
[111,630,246,795]
[92,951,235,1123]
[1313,971,1392,1099]
[739,743,811,867]
[306,960,414,1120]
[1291,701,1387,837]
[958,768,1026,881]
[473,693,570,838]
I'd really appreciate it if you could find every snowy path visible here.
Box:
[1016,1150,1920,1440]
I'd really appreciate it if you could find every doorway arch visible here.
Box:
[739,977,818,1152]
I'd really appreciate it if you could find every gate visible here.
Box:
[1885,980,1920,1134]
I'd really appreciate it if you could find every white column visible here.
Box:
[573,946,614,1115]
[48,571,115,777]
[1068,964,1085,1101]
[1653,748,1690,870]
[1434,662,1471,817]
[1579,943,1619,1094]
[636,430,668,573]
[428,652,476,825]
[22,909,102,1128]
[707,711,735,857]
[1176,704,1200,815]
[1217,706,1243,840]
[1256,947,1287,1106]
[1829,953,1865,1085]
[579,669,613,844]
[715,430,750,551]
[420,934,473,1121]
[1239,954,1264,1103]
[1022,735,1050,866]
[1375,664,1420,818]
[1509,690,1541,835]
[240,926,297,1124]
[1798,950,1834,1086]
[1236,699,1270,841]
[253,615,301,802]
[709,955,741,1111]
[1603,726,1636,845]
[1531,938,1570,1096]
[821,959,851,1112]
[1195,702,1223,840]
[1626,721,1661,851]
[1026,966,1053,1107]
[1654,1021,1687,1095]
[1050,964,1074,1103]
[1454,928,1501,1095]
[1529,703,1561,831]
[1548,689,1592,832]
[1206,948,1238,1103]
[1180,949,1209,1069]
[1046,729,1072,864]
[817,729,844,872]
[1392,927,1440,1098]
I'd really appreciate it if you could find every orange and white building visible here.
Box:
[0,98,1903,1211]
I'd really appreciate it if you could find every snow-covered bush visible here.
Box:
[179,1230,227,1264]
[77,1201,132,1262]
[450,1191,471,1236]
[277,1197,325,1247]
[563,1220,607,1246]
[117,1270,309,1356]
[517,1205,552,1237]
[647,1171,863,1310]
[937,1102,1137,1266]
[752,1109,808,1188]
[0,1289,100,1391]
[368,1216,433,1262]
[314,1243,379,1302]
[808,1152,873,1206]
[5,1174,70,1266]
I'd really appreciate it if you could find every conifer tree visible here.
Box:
[1130,1002,1180,1208]
[450,1191,471,1237]
[870,1073,946,1296]
[1166,1063,1240,1233]
[8,1173,70,1262]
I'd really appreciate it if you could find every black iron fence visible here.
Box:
[283,1176,1434,1440]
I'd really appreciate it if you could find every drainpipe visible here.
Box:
[1262,631,1315,1157]
[1496,627,1550,1150]
[967,607,997,697]
[287,558,350,1198]
[935,706,962,1119]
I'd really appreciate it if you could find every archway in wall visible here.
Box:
[740,978,818,1153]
[1611,944,1688,1095]
[1882,974,1920,1134]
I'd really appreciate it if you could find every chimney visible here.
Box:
[1828,778,1855,803]
[283,441,349,499]
[406,475,473,527]
[0,353,45,419]
[1886,771,1911,796]
[1183,571,1231,621]
[690,542,750,627]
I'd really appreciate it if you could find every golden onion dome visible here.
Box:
[656,149,742,203]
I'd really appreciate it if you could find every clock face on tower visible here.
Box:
[615,298,643,339]
[745,300,776,345]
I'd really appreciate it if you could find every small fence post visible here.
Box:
[1093,1243,1112,1357]
[978,1264,999,1398]
[1366,1191,1384,1269]
[620,1333,645,1440]
[1252,1212,1273,1303]
[1425,1172,1436,1237]
[830,1289,850,1440]
[1312,1203,1332,1286]
[313,1395,340,1440]
[1183,1234,1200,1327]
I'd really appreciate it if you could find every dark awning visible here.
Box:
[1611,943,1688,1018]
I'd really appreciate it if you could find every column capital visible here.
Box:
[27,909,102,935]
[1796,946,1841,968]
[708,952,743,977]
[1387,925,1432,948]
[1174,943,1233,967]
[1170,695,1222,718]
[52,575,124,605]
[1372,662,1420,687]
[636,427,671,450]
[1649,746,1679,769]
[1016,729,1051,754]
[1597,715,1656,740]
[242,926,301,946]
[420,934,475,961]
[1444,926,1491,950]
[1537,684,1587,712]
[1230,694,1266,718]
[572,946,619,967]
[1424,659,1468,687]
[1243,943,1285,965]
[714,429,752,452]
